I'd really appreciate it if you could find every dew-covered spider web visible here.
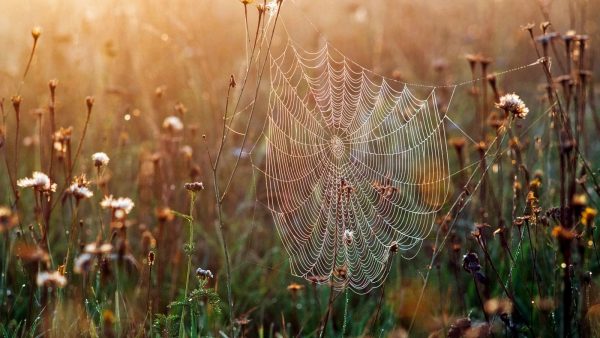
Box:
[263,41,451,292]
[242,30,542,294]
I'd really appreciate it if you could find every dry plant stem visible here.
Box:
[179,191,196,338]
[473,274,489,324]
[13,100,20,204]
[70,103,93,181]
[220,3,283,200]
[1,100,18,204]
[64,201,79,275]
[208,4,282,334]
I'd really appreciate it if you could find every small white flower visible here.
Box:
[180,145,193,159]
[73,253,93,274]
[36,271,67,288]
[92,152,110,167]
[101,195,135,215]
[162,116,184,132]
[17,172,56,193]
[67,183,94,200]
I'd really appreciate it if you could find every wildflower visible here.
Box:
[52,127,72,157]
[73,253,94,274]
[184,181,204,192]
[581,207,597,227]
[162,115,183,132]
[287,283,304,293]
[496,93,529,119]
[484,298,513,316]
[180,145,193,159]
[84,242,113,254]
[36,270,67,288]
[17,171,56,193]
[92,152,110,167]
[551,225,576,241]
[196,267,214,279]
[156,207,175,223]
[67,175,93,200]
[572,194,588,208]
[101,195,134,219]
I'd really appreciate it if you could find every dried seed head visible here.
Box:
[496,93,529,119]
[31,26,42,40]
[196,267,214,279]
[184,181,204,192]
[85,96,95,111]
[520,23,535,33]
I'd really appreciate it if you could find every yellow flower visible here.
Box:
[581,207,598,227]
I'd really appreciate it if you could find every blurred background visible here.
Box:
[1,0,600,337]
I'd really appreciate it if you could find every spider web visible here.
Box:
[261,40,453,292]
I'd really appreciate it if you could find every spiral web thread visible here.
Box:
[261,40,453,293]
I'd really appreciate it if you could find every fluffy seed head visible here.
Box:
[495,93,529,119]
[92,152,110,167]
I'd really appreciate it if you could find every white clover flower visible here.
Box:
[101,195,135,215]
[17,172,56,193]
[496,93,529,119]
[36,270,67,288]
[92,152,110,167]
[162,116,184,132]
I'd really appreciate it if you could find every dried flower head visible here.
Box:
[37,270,67,288]
[67,175,93,200]
[92,152,110,167]
[496,93,529,119]
[31,26,42,40]
[184,181,204,192]
[17,171,57,193]
[162,115,184,132]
